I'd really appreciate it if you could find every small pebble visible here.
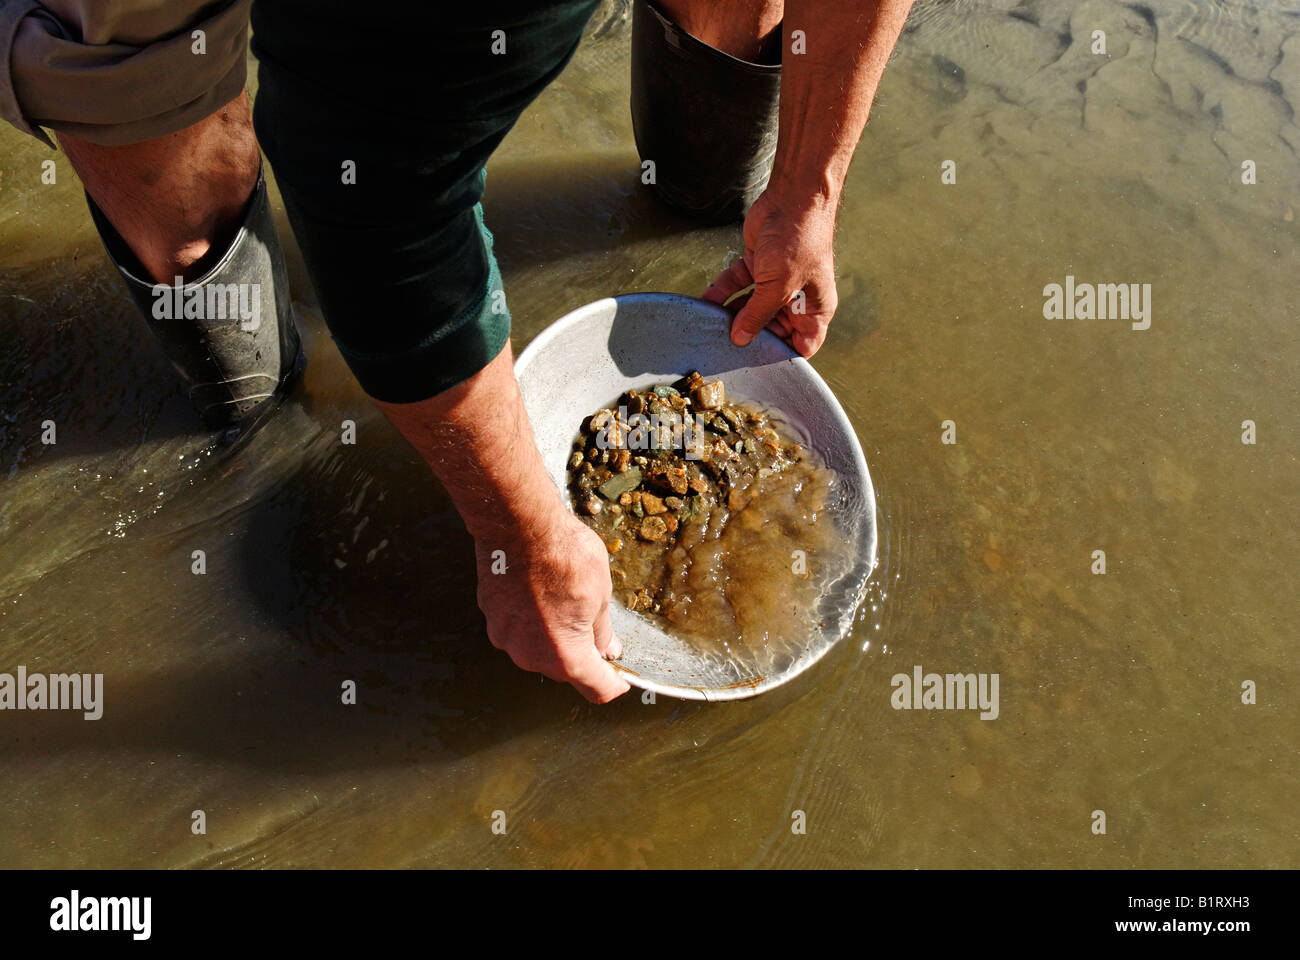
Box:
[638,515,667,541]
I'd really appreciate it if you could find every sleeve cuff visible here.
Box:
[0,0,54,147]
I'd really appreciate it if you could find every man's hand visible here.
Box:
[703,186,838,357]
[703,0,915,357]
[474,504,627,703]
[375,341,630,704]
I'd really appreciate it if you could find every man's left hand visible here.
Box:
[702,187,838,358]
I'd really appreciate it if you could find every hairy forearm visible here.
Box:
[377,341,627,702]
[375,342,565,544]
[771,0,914,204]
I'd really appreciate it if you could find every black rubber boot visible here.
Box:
[630,0,782,222]
[85,169,305,440]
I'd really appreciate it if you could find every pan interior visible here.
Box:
[515,293,878,700]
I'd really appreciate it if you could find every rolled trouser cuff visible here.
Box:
[2,0,251,147]
[0,0,46,143]
[630,0,782,222]
[334,203,511,405]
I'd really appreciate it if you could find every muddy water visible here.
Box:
[568,388,850,667]
[0,0,1295,867]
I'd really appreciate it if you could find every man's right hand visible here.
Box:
[475,503,628,703]
[375,339,630,704]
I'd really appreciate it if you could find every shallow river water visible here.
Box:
[0,0,1296,867]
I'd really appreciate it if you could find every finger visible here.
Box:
[593,599,621,660]
[764,319,792,349]
[564,643,631,704]
[767,312,794,339]
[702,259,753,305]
[791,322,828,357]
[731,281,789,347]
[723,287,754,319]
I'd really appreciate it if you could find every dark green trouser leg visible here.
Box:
[249,0,600,404]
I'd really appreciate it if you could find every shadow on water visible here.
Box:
[226,442,814,764]
[0,156,814,779]
[0,403,705,774]
[0,255,208,468]
[484,153,715,268]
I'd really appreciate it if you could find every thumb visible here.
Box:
[593,598,622,660]
[730,281,788,347]
[567,642,631,704]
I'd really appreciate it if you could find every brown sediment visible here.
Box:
[566,371,845,653]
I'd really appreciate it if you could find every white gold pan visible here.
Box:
[515,293,877,701]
